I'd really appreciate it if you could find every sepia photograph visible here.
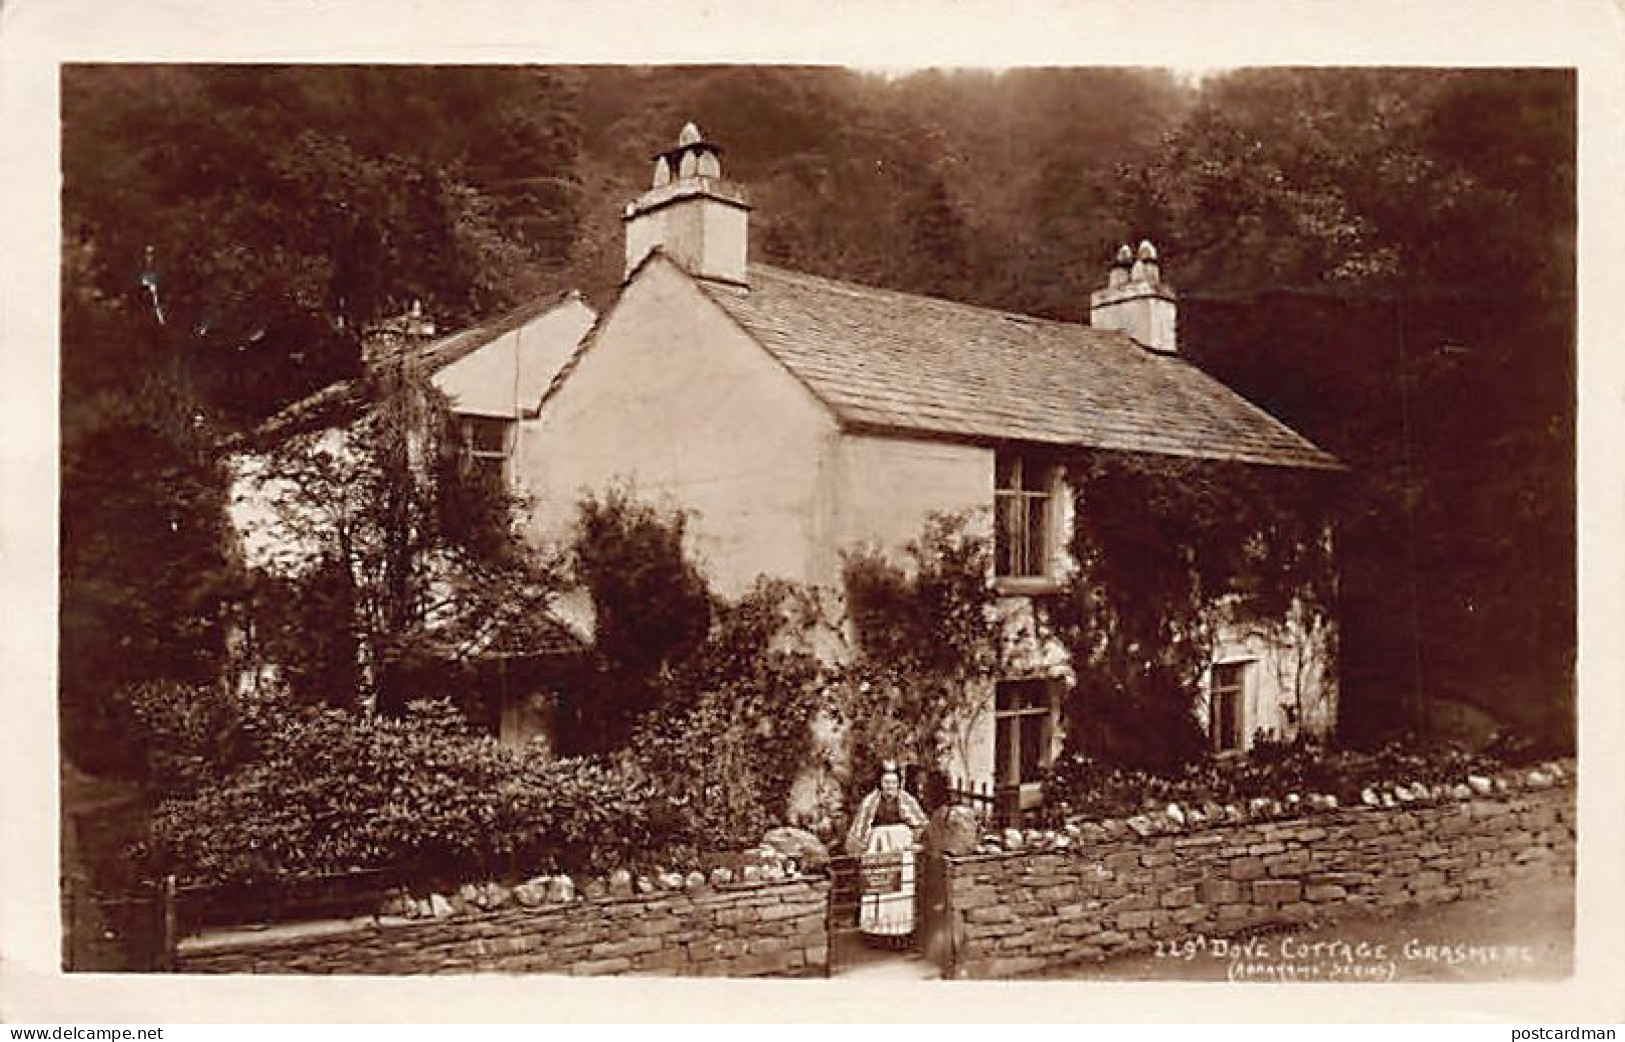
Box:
[52,60,1579,985]
[4,0,1622,1027]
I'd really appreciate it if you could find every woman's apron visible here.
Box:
[858,823,916,937]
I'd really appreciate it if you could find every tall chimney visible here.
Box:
[1089,240,1177,353]
[623,122,751,286]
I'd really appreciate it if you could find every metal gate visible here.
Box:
[824,847,953,977]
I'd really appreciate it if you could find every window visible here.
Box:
[1210,662,1249,753]
[995,679,1055,786]
[458,415,514,487]
[995,453,1053,579]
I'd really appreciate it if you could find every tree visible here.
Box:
[564,487,712,753]
[241,360,562,716]
[1113,68,1575,750]
[59,245,237,776]
[62,65,579,428]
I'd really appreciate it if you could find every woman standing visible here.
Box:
[845,762,928,945]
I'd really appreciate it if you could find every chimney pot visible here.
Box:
[623,122,751,284]
[1090,236,1176,352]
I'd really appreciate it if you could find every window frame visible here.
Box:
[1209,660,1249,754]
[994,677,1057,789]
[994,451,1056,585]
[457,414,516,487]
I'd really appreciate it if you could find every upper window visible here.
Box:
[995,679,1055,786]
[1209,661,1249,753]
[458,415,514,487]
[995,453,1053,579]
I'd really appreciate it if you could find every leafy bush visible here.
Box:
[1038,737,1516,824]
[566,486,712,753]
[1045,452,1337,773]
[633,578,834,849]
[150,693,687,886]
[838,513,1003,807]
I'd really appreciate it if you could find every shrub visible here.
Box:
[122,679,253,797]
[838,513,1003,808]
[1046,452,1337,773]
[566,486,712,753]
[149,693,687,886]
[633,578,834,849]
[1037,738,1517,824]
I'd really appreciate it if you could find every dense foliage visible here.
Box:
[146,686,685,886]
[838,514,1006,806]
[242,363,562,716]
[632,578,834,847]
[565,487,713,753]
[1045,452,1339,773]
[1037,736,1540,825]
[1115,69,1574,749]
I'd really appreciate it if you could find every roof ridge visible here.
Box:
[746,262,1088,333]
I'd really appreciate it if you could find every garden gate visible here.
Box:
[824,848,954,977]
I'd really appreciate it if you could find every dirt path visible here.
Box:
[1028,878,1575,982]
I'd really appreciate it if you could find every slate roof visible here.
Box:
[696,264,1339,471]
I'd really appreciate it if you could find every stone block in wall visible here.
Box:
[756,901,814,923]
[1159,886,1197,908]
[1106,892,1154,914]
[632,915,683,936]
[1197,879,1242,904]
[1229,858,1266,881]
[965,905,1015,925]
[588,935,665,960]
[1252,880,1302,905]
[1117,910,1154,930]
[1410,870,1446,890]
[1305,885,1348,903]
[1264,852,1310,876]
[570,957,634,976]
[1279,901,1315,924]
[1174,833,1225,850]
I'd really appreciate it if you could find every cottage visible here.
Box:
[233,121,1341,800]
[228,287,598,745]
[515,124,1342,801]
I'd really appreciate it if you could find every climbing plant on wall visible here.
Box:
[1043,451,1339,773]
[838,513,1009,808]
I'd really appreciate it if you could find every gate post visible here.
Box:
[156,874,178,972]
[920,805,978,978]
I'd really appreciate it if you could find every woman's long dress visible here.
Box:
[852,793,926,939]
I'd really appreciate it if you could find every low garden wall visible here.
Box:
[943,772,1576,979]
[177,875,829,977]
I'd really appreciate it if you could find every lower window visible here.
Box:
[994,679,1054,786]
[1210,661,1249,753]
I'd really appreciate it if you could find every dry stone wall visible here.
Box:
[944,775,1575,979]
[177,875,829,977]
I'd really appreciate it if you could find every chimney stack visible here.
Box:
[623,122,751,286]
[1089,240,1177,353]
